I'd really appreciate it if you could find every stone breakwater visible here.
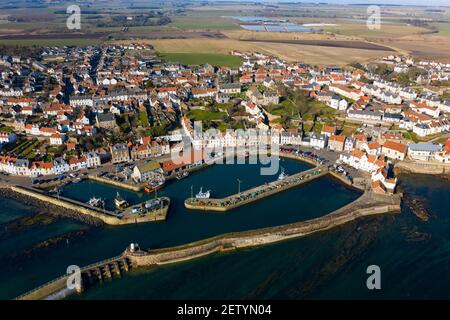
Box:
[14,190,401,300]
[395,160,450,175]
[1,185,169,226]
[0,185,104,226]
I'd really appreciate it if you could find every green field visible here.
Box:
[266,98,336,121]
[0,38,103,47]
[159,52,242,67]
[435,23,450,36]
[186,109,227,121]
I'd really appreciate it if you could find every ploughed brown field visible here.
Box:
[240,39,395,52]
[136,38,394,66]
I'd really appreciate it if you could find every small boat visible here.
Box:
[114,192,129,210]
[144,177,165,193]
[196,187,211,199]
[88,197,105,208]
[175,171,189,180]
[278,168,289,180]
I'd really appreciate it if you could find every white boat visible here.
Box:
[88,197,105,208]
[175,171,189,180]
[278,168,289,180]
[114,192,129,210]
[195,187,211,199]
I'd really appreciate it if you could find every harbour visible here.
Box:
[0,158,361,299]
[10,150,400,300]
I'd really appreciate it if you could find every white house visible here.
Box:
[408,143,441,161]
[310,134,328,150]
[329,95,348,111]
[85,152,101,168]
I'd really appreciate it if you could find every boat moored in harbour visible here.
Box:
[175,171,189,180]
[196,187,211,199]
[88,197,105,208]
[144,175,165,193]
[278,167,289,180]
[114,192,129,210]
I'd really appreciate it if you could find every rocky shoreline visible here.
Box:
[0,187,104,227]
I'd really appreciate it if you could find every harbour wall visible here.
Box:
[87,175,144,192]
[395,160,450,175]
[5,186,168,225]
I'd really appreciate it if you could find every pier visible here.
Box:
[184,166,329,212]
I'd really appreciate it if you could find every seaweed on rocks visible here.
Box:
[0,187,104,227]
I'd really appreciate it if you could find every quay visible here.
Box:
[15,189,401,300]
[87,174,145,192]
[184,166,329,212]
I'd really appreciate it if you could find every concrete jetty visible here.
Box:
[185,166,329,212]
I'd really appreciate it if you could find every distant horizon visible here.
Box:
[213,0,450,7]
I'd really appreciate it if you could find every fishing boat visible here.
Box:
[144,176,165,193]
[195,187,211,199]
[175,171,189,180]
[88,197,105,208]
[114,192,129,210]
[278,167,289,180]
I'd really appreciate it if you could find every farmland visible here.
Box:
[159,52,242,67]
[1,1,450,63]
